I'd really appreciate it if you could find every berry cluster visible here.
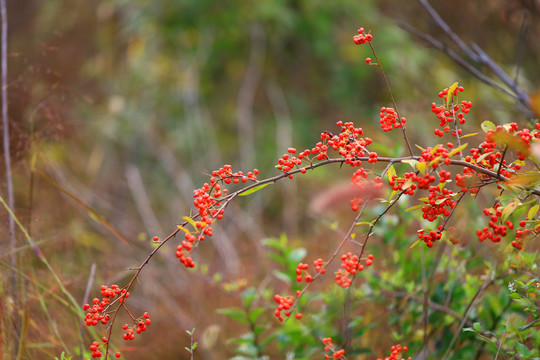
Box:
[432,85,471,137]
[389,172,437,196]
[89,340,121,358]
[273,294,302,322]
[329,121,374,166]
[186,165,259,266]
[295,258,326,284]
[376,343,411,360]
[83,285,129,327]
[417,226,443,248]
[121,312,151,341]
[352,27,373,45]
[276,147,305,176]
[421,186,456,221]
[335,253,373,288]
[379,107,405,132]
[476,204,512,243]
[512,218,538,250]
[459,122,540,188]
[322,337,346,359]
[419,144,454,168]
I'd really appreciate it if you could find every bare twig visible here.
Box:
[441,268,494,360]
[237,23,265,171]
[368,42,415,157]
[403,0,535,120]
[1,0,15,292]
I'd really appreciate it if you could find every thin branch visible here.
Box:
[441,268,494,360]
[1,0,16,293]
[368,42,414,157]
[398,22,517,100]
[418,0,478,61]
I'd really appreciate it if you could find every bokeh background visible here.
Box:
[2,0,539,359]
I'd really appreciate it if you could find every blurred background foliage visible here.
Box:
[1,0,540,359]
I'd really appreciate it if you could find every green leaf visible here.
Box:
[248,308,265,323]
[516,342,533,357]
[509,292,522,299]
[405,204,424,212]
[239,183,271,196]
[481,121,496,133]
[461,132,478,138]
[289,248,307,263]
[241,288,256,308]
[273,270,292,284]
[475,151,494,163]
[217,307,248,325]
[192,342,198,350]
[401,159,418,170]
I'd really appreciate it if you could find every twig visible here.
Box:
[441,268,494,360]
[369,42,414,157]
[1,0,16,299]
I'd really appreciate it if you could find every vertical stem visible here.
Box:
[368,42,415,157]
[1,0,16,302]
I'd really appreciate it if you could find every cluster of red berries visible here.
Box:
[417,226,443,248]
[276,147,306,176]
[421,186,456,221]
[380,107,406,132]
[389,172,437,196]
[512,218,538,250]
[352,27,373,45]
[328,121,373,167]
[485,123,539,161]
[460,122,540,187]
[420,144,454,168]
[83,285,129,327]
[187,165,259,266]
[335,253,373,288]
[89,339,121,358]
[121,312,151,341]
[273,294,302,322]
[476,204,512,243]
[295,259,326,283]
[376,343,411,360]
[322,337,346,359]
[432,85,468,138]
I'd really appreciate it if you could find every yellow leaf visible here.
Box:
[177,225,192,236]
[183,216,198,228]
[528,204,539,220]
[386,165,396,181]
[446,82,459,108]
[449,143,468,157]
[416,161,426,175]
